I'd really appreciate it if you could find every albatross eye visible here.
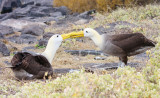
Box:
[57,35,59,37]
[86,31,88,33]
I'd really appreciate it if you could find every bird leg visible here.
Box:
[118,56,128,67]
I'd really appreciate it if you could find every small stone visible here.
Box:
[94,56,106,60]
[0,42,10,56]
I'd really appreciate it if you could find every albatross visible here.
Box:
[10,33,71,80]
[70,28,156,67]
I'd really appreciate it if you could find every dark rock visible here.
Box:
[53,68,79,75]
[22,46,35,51]
[0,0,22,14]
[0,42,10,56]
[43,32,54,40]
[83,62,140,72]
[38,39,47,46]
[65,50,108,56]
[21,0,53,6]
[7,34,37,44]
[21,1,34,8]
[78,10,95,19]
[55,6,70,15]
[21,25,44,36]
[0,33,4,39]
[0,25,14,36]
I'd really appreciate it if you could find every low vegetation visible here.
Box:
[0,4,160,97]
[54,0,157,12]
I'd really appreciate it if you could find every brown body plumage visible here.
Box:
[11,52,53,80]
[102,33,156,65]
[81,28,156,67]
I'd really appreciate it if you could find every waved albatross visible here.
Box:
[10,34,71,80]
[71,28,156,67]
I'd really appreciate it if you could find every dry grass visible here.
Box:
[53,0,156,12]
[0,4,160,97]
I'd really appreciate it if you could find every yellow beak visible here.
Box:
[69,31,84,38]
[61,33,71,40]
[61,31,84,40]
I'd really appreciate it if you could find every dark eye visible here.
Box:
[86,31,88,33]
[57,35,59,37]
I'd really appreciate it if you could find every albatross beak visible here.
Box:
[69,31,84,38]
[61,31,84,40]
[61,33,71,40]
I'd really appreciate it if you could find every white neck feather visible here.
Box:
[90,31,103,49]
[41,40,61,64]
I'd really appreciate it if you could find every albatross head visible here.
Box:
[42,34,71,64]
[83,28,98,38]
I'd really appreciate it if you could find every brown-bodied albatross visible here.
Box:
[71,28,156,67]
[10,33,71,80]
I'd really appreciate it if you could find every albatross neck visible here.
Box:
[90,32,103,49]
[41,41,60,64]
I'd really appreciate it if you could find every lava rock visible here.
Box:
[38,39,47,46]
[0,0,22,14]
[50,12,62,17]
[55,6,70,15]
[43,32,54,40]
[0,42,10,56]
[0,33,4,39]
[78,10,95,19]
[21,25,44,36]
[65,50,108,56]
[7,34,37,44]
[0,25,14,36]
[0,19,46,30]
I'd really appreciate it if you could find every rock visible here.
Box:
[78,10,95,19]
[94,56,106,60]
[50,12,62,17]
[21,25,44,36]
[7,34,37,44]
[65,50,108,56]
[0,0,22,14]
[0,33,4,39]
[22,46,35,51]
[83,63,118,71]
[75,19,89,25]
[0,19,46,31]
[43,32,54,40]
[32,17,57,23]
[21,1,34,8]
[55,6,70,15]
[0,42,10,56]
[38,39,47,46]
[0,25,14,36]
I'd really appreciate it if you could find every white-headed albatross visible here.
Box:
[10,33,71,80]
[70,28,157,67]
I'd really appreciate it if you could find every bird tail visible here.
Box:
[146,39,157,47]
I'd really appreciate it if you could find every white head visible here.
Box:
[83,28,103,49]
[41,34,64,64]
[83,28,98,38]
